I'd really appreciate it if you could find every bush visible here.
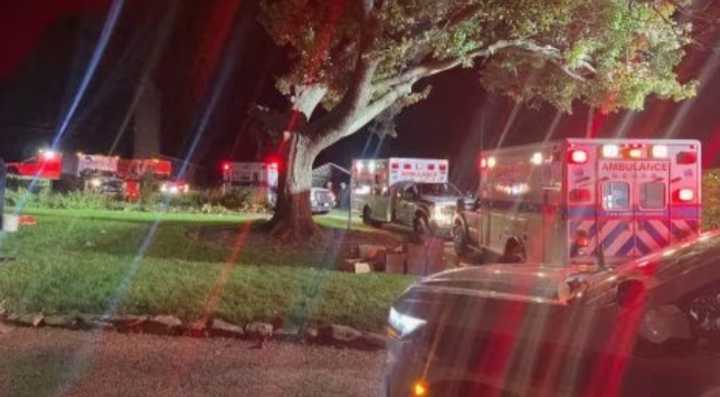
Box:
[3,186,272,215]
[704,169,720,230]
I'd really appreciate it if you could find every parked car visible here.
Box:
[311,187,336,214]
[385,230,720,397]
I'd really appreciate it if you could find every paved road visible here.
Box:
[0,326,386,397]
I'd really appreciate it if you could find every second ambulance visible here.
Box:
[453,139,702,265]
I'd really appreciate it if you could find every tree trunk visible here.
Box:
[268,132,318,241]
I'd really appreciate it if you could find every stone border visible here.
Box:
[0,312,389,351]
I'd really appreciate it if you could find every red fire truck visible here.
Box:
[6,149,63,181]
[453,139,702,266]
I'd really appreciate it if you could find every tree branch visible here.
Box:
[374,39,597,91]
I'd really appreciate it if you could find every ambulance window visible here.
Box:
[640,182,666,209]
[602,182,630,210]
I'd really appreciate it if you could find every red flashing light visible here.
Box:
[676,152,697,165]
[222,162,231,171]
[391,163,399,170]
[427,164,436,171]
[569,149,588,164]
[569,188,591,202]
[439,164,447,172]
[403,164,412,170]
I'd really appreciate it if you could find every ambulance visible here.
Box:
[221,161,279,205]
[453,139,702,266]
[352,158,469,236]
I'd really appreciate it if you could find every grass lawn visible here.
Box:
[0,208,414,331]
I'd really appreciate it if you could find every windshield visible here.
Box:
[416,183,460,197]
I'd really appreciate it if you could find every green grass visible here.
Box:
[0,209,413,331]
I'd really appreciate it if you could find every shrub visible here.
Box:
[3,186,272,215]
[704,169,720,230]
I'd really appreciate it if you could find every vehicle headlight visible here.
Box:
[432,206,453,224]
[160,183,168,193]
[90,178,102,188]
[388,307,426,337]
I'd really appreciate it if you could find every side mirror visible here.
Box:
[617,279,646,308]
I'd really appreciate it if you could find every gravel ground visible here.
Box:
[0,326,386,397]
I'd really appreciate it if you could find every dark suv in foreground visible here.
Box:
[385,230,720,396]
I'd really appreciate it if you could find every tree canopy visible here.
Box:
[261,0,695,120]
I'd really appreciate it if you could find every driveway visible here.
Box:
[0,326,385,397]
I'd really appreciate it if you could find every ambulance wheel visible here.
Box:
[413,215,431,241]
[453,222,469,257]
[363,207,379,227]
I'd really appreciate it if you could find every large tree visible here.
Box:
[257,0,696,240]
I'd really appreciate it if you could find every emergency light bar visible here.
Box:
[652,145,668,159]
[602,145,620,158]
[569,150,588,164]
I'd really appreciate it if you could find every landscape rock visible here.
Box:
[360,332,389,350]
[145,315,183,335]
[110,315,149,332]
[187,319,209,337]
[274,328,300,342]
[11,314,44,327]
[245,322,273,339]
[44,315,79,329]
[319,324,362,344]
[209,319,244,338]
[302,326,319,343]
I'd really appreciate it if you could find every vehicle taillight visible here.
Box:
[479,158,488,169]
[569,188,591,202]
[677,188,695,202]
[569,149,588,164]
[676,151,697,165]
[222,162,231,171]
[652,145,668,159]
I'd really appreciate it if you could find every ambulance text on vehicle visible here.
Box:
[453,139,702,266]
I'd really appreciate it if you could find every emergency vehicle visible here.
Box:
[6,149,63,181]
[222,161,279,205]
[352,158,468,236]
[453,139,702,266]
[221,161,335,213]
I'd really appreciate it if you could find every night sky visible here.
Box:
[1,0,719,188]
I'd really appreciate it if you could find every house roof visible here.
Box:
[313,162,350,176]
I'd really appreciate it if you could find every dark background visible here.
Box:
[1,0,718,189]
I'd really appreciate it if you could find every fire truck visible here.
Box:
[453,139,702,266]
[6,149,63,181]
[352,158,470,236]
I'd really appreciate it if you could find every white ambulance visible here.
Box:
[222,161,279,205]
[352,158,468,236]
[453,139,702,266]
